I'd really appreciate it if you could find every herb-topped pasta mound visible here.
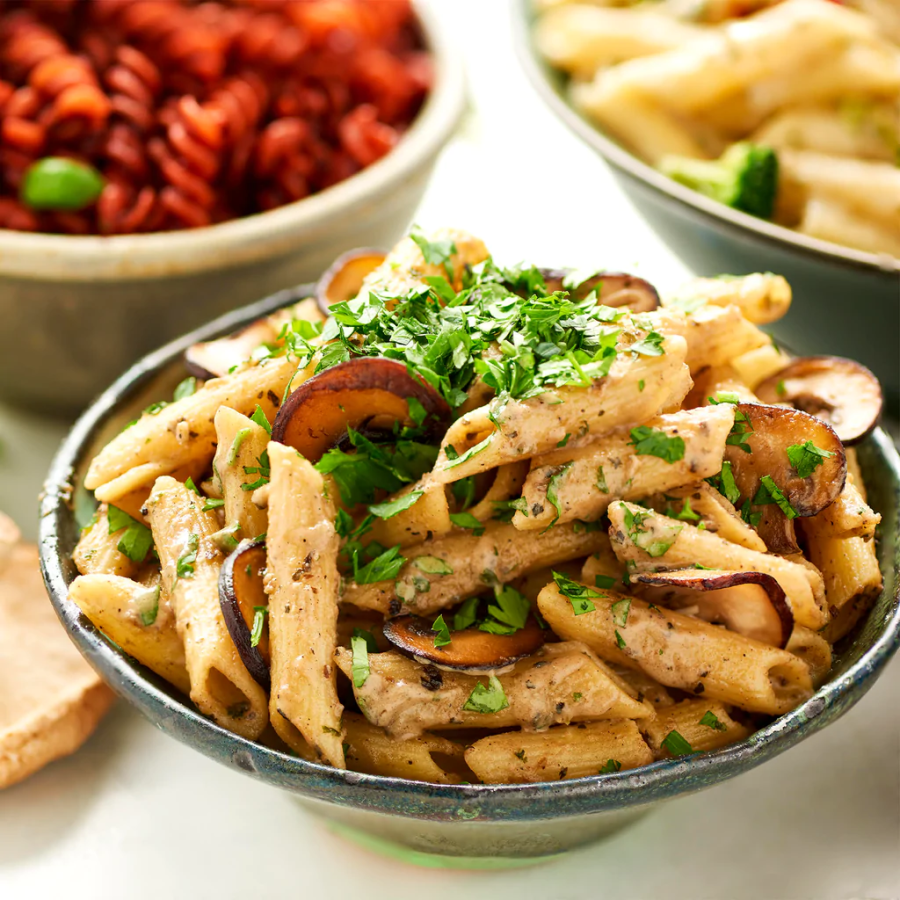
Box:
[69,228,885,784]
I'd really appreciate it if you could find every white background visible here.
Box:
[1,2,898,897]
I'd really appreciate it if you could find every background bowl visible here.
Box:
[39,289,900,864]
[0,1,465,418]
[513,0,900,414]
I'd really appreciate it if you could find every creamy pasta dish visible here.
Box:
[69,228,885,784]
[533,0,900,257]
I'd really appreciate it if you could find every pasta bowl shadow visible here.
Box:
[512,0,900,414]
[39,290,900,865]
[0,0,465,418]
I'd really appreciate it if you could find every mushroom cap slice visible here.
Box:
[184,317,276,380]
[537,268,660,312]
[636,568,793,648]
[316,248,386,316]
[755,356,882,445]
[382,614,545,673]
[219,540,270,691]
[271,357,450,463]
[724,403,846,552]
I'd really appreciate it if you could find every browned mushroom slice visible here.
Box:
[538,268,660,312]
[315,248,386,316]
[271,357,450,464]
[219,540,270,691]
[724,403,846,553]
[636,569,793,648]
[382,615,545,673]
[184,317,277,380]
[755,356,883,445]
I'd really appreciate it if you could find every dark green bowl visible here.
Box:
[39,290,900,864]
[513,0,900,414]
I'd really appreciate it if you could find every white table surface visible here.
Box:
[1,3,898,897]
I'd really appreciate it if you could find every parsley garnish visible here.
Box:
[202,498,225,511]
[443,433,493,469]
[413,556,453,575]
[661,730,693,756]
[599,759,622,774]
[630,330,666,357]
[250,404,272,435]
[406,396,427,426]
[752,475,798,519]
[615,630,627,649]
[700,710,727,732]
[354,545,405,584]
[480,584,530,634]
[369,490,423,520]
[107,506,154,562]
[138,585,160,626]
[707,460,740,505]
[462,675,509,714]
[241,448,270,492]
[453,596,480,631]
[726,406,753,454]
[787,440,834,478]
[350,635,370,688]
[623,505,682,557]
[611,597,631,626]
[629,426,685,463]
[552,570,603,615]
[173,376,197,401]
[708,391,740,405]
[176,534,199,580]
[410,227,457,278]
[449,510,485,535]
[184,476,201,496]
[351,627,378,653]
[596,465,609,493]
[250,606,268,647]
[557,433,571,448]
[545,462,573,529]
[432,614,452,647]
[227,428,250,465]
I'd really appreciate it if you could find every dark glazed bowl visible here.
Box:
[513,0,900,414]
[39,291,900,864]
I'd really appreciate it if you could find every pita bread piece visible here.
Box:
[0,542,114,789]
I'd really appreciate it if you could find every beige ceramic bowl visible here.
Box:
[0,2,465,416]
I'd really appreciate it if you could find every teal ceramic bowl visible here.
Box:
[513,0,900,413]
[39,291,900,864]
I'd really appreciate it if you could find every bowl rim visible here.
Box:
[0,0,466,282]
[38,287,900,822]
[512,0,900,278]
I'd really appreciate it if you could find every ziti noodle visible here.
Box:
[70,227,884,784]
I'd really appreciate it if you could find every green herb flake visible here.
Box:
[351,635,370,688]
[354,545,406,584]
[753,475,798,519]
[708,391,740,405]
[173,376,197,401]
[449,510,485,535]
[462,674,509,714]
[413,556,453,576]
[176,534,199,580]
[615,629,627,649]
[250,606,268,647]
[786,440,835,479]
[628,426,685,463]
[406,395,428,426]
[599,759,622,774]
[480,584,530,634]
[227,428,251,465]
[453,596,480,631]
[545,462,573,530]
[369,490,424,520]
[552,570,603,615]
[138,585,160,626]
[351,627,379,654]
[596,465,609,493]
[611,597,631,627]
[573,692,583,701]
[432,614,452,648]
[661,729,693,756]
[250,404,273,435]
[514,749,527,761]
[556,433,571,448]
[107,505,154,563]
[202,497,225,511]
[184,476,201,496]
[443,433,494,469]
[700,710,728,732]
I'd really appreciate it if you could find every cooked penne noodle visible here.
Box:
[466,462,530,523]
[730,344,794,390]
[365,481,452,550]
[73,505,141,578]
[581,536,627,589]
[211,407,270,542]
[800,528,883,616]
[537,582,813,714]
[514,406,734,531]
[335,642,653,740]
[342,712,465,783]
[641,700,751,756]
[86,354,317,498]
[69,573,191,696]
[607,501,828,629]
[785,625,833,686]
[432,335,691,482]
[846,448,867,501]
[803,479,880,540]
[609,664,675,708]
[265,443,344,767]
[145,476,268,739]
[664,273,792,325]
[685,365,760,408]
[466,720,654,784]
[798,196,900,258]
[342,521,607,616]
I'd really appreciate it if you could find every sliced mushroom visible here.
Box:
[636,569,793,648]
[219,540,269,691]
[185,317,277,380]
[271,357,450,463]
[315,248,386,316]
[755,356,882,445]
[382,614,545,673]
[537,268,660,312]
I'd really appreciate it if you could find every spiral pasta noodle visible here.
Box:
[0,0,430,235]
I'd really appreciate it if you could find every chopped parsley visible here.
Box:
[410,226,457,278]
[479,584,530,634]
[628,426,685,463]
[173,376,197,401]
[775,379,787,397]
[545,462,573,530]
[369,490,423,520]
[241,448,271,492]
[175,533,199,580]
[137,585,160,626]
[615,630,627,649]
[462,674,509,714]
[707,460,740,506]
[432,614,452,647]
[351,627,378,653]
[211,522,241,553]
[350,634,370,688]
[599,759,622,774]
[514,749,527,761]
[107,505,154,562]
[611,597,631,626]
[726,406,753,454]
[250,404,272,435]
[449,510,485,535]
[552,570,604,615]
[443,433,493,469]
[700,710,728,732]
[227,428,251,465]
[752,475,798,519]
[787,440,834,478]
[557,433,571,448]
[250,606,268,647]
[453,596,480,631]
[184,476,201,496]
[668,496,700,521]
[354,545,405,584]
[596,465,609,493]
[708,391,740,405]
[623,505,682,557]
[661,729,693,756]
[202,497,225,512]
[413,556,453,575]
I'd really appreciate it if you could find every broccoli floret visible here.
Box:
[659,143,779,220]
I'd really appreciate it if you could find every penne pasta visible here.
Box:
[641,699,751,756]
[342,521,607,616]
[265,443,344,767]
[144,476,268,739]
[69,573,191,696]
[73,505,142,578]
[466,720,654,784]
[365,481,452,550]
[538,582,813,715]
[802,479,880,541]
[664,273,792,325]
[514,406,734,531]
[335,642,654,740]
[786,625,833,687]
